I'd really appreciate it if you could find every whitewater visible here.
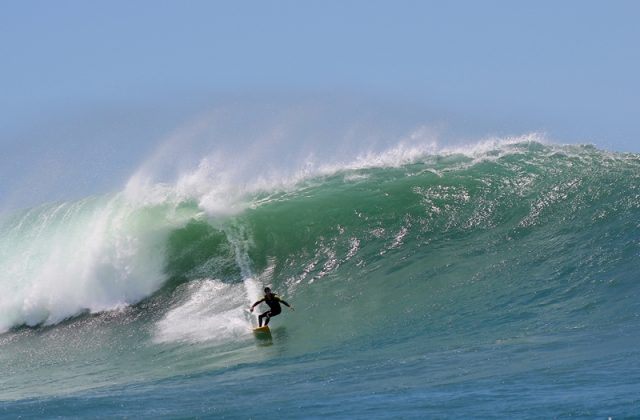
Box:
[1,137,639,418]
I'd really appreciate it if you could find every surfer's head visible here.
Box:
[264,287,271,293]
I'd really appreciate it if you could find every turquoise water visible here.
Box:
[1,141,639,417]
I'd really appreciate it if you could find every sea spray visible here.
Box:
[153,279,249,343]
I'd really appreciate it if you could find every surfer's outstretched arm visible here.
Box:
[279,299,295,311]
[249,298,265,312]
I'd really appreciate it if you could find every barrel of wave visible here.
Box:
[0,192,202,333]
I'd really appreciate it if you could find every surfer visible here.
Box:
[250,287,294,327]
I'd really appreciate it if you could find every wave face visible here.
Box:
[1,140,639,416]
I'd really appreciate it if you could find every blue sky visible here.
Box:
[1,1,639,207]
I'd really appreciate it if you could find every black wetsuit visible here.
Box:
[258,293,289,326]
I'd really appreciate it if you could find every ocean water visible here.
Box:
[1,140,639,418]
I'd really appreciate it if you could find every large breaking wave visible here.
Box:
[1,137,639,350]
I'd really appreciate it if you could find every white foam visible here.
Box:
[154,279,251,343]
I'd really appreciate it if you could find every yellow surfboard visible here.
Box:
[253,325,271,335]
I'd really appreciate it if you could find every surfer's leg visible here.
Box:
[264,309,280,326]
[259,311,271,327]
